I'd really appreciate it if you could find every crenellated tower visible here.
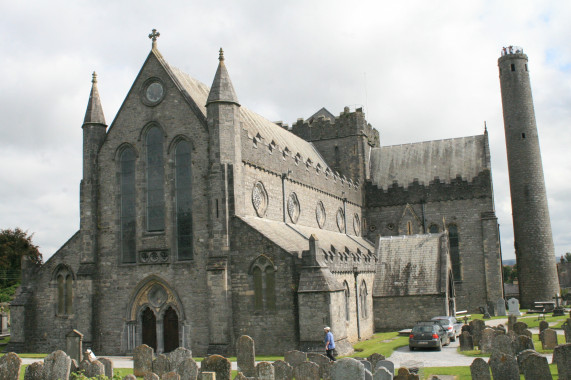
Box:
[498,46,560,307]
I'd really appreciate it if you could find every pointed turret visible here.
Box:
[206,49,240,106]
[83,72,106,126]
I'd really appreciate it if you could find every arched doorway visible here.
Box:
[142,307,157,351]
[163,306,179,353]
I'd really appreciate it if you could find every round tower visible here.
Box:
[498,46,560,308]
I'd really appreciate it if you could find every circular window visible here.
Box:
[386,223,395,231]
[353,213,361,236]
[252,182,268,217]
[287,193,300,223]
[316,201,326,229]
[336,208,345,233]
[142,78,165,106]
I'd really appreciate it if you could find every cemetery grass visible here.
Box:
[457,334,554,357]
[347,331,408,358]
[518,314,567,329]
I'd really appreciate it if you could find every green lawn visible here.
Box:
[518,314,567,329]
[347,331,408,359]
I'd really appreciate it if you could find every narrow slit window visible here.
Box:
[522,133,526,139]
[511,64,515,72]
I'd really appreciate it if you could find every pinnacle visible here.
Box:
[83,71,106,125]
[206,48,239,106]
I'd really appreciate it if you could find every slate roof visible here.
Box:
[238,216,374,258]
[369,135,489,190]
[373,233,448,297]
[162,54,331,170]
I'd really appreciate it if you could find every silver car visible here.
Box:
[431,316,462,342]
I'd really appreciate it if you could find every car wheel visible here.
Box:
[409,346,414,351]
[436,340,442,351]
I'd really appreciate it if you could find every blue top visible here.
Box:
[324,331,335,349]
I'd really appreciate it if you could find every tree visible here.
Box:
[562,252,571,263]
[0,228,43,288]
[502,265,518,284]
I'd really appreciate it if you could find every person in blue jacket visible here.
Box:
[324,326,336,361]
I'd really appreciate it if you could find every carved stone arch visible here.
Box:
[126,275,185,322]
[113,142,139,162]
[51,263,75,281]
[398,204,422,235]
[167,134,196,155]
[248,254,276,274]
[138,121,167,142]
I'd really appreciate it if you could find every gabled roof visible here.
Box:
[369,135,490,190]
[307,107,336,123]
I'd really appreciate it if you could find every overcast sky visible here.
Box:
[1,0,570,262]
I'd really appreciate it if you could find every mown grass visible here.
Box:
[347,331,408,358]
[458,332,555,357]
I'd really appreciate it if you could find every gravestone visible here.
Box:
[162,372,181,380]
[153,354,171,377]
[540,328,558,350]
[134,344,154,377]
[461,324,471,333]
[507,315,517,332]
[200,355,231,380]
[513,335,534,355]
[552,343,571,380]
[482,305,491,319]
[460,331,474,351]
[374,360,394,377]
[176,357,199,380]
[372,366,392,380]
[539,320,549,333]
[496,298,507,316]
[272,360,293,380]
[294,361,320,380]
[359,360,372,373]
[237,335,256,377]
[488,352,518,380]
[480,328,495,353]
[307,353,331,380]
[522,329,532,339]
[79,359,91,374]
[0,313,8,334]
[394,367,419,380]
[516,349,536,374]
[493,324,506,334]
[144,373,160,380]
[562,319,571,343]
[512,321,528,336]
[469,358,491,380]
[491,334,514,355]
[123,375,137,380]
[331,358,365,380]
[99,357,114,378]
[70,359,79,374]
[24,361,44,380]
[366,353,385,372]
[200,373,216,380]
[65,329,83,363]
[256,361,275,380]
[169,347,193,371]
[284,350,307,368]
[507,298,521,316]
[364,368,372,380]
[0,352,22,380]
[469,319,486,347]
[234,373,248,380]
[521,351,552,380]
[86,360,105,377]
[43,350,71,380]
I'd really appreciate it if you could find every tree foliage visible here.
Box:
[0,228,43,287]
[562,252,571,263]
[503,265,518,284]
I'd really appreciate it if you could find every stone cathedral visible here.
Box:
[10,33,503,356]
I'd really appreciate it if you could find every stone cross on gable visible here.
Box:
[149,29,160,48]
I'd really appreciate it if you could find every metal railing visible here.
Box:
[501,46,524,56]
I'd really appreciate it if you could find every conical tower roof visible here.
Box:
[83,72,106,125]
[206,48,240,106]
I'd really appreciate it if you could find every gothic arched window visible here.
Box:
[146,126,165,232]
[175,140,193,260]
[360,280,368,319]
[429,224,439,233]
[344,281,350,321]
[251,256,276,312]
[120,147,136,263]
[449,224,461,281]
[55,267,73,316]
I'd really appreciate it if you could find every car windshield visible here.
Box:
[434,319,450,326]
[413,326,434,333]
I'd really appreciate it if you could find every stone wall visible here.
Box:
[373,294,448,330]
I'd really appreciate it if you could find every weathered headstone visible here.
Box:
[0,352,22,380]
[480,328,495,354]
[169,347,193,371]
[43,350,71,380]
[176,357,199,380]
[294,361,319,380]
[372,366,392,380]
[284,350,307,368]
[99,357,114,378]
[134,344,154,377]
[273,360,293,380]
[364,369,373,380]
[331,358,365,380]
[470,358,491,380]
[552,343,571,380]
[513,321,528,336]
[522,328,533,339]
[539,320,549,333]
[307,353,331,380]
[461,324,471,333]
[516,349,537,374]
[234,373,247,380]
[507,314,517,332]
[394,367,419,380]
[144,373,160,380]
[123,375,137,380]
[199,373,216,380]
[493,324,506,334]
[521,351,552,380]
[540,328,558,350]
[366,353,384,372]
[491,334,514,355]
[65,329,84,364]
[153,354,171,377]
[256,361,275,380]
[488,352,519,380]
[374,360,394,377]
[507,298,521,316]
[496,298,507,316]
[163,372,182,380]
[70,359,79,374]
[24,361,44,380]
[200,355,231,380]
[513,335,534,355]
[469,319,486,347]
[79,359,91,374]
[359,360,372,373]
[237,335,256,377]
[562,319,571,343]
[86,360,105,378]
